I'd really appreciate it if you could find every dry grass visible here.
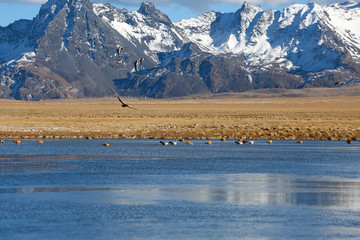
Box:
[1,87,360,140]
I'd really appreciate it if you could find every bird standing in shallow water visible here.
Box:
[117,97,136,110]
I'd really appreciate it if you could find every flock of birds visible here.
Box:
[114,45,349,110]
[0,139,355,147]
[115,45,146,110]
[158,138,299,146]
[115,46,146,73]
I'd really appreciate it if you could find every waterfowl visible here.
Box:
[180,139,185,142]
[116,46,124,55]
[38,140,44,144]
[221,138,226,141]
[205,141,212,145]
[235,140,243,144]
[334,81,344,86]
[14,140,21,144]
[116,59,124,65]
[267,140,272,144]
[134,58,145,71]
[160,140,169,146]
[186,141,193,145]
[134,59,140,71]
[103,143,110,147]
[169,140,177,146]
[347,139,353,144]
[0,140,5,145]
[248,140,255,145]
[298,140,303,144]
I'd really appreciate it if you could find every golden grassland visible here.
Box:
[1,87,360,141]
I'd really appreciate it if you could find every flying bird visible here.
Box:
[116,46,124,55]
[134,59,140,71]
[116,59,124,65]
[334,81,344,86]
[117,97,136,110]
[134,58,146,71]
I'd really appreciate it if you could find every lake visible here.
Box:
[1,139,360,239]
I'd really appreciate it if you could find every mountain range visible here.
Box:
[0,0,360,100]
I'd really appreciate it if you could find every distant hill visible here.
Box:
[0,0,360,100]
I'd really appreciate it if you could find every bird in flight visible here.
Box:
[117,97,136,110]
[134,57,146,71]
[116,46,124,55]
[334,81,344,86]
[134,59,140,71]
[116,59,124,65]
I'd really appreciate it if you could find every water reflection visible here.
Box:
[0,154,163,174]
[197,174,360,210]
[2,173,359,211]
[0,186,113,194]
[105,174,360,211]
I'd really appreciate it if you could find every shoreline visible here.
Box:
[0,129,359,141]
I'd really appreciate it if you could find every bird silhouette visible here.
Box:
[117,97,136,110]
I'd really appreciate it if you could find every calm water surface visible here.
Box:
[1,139,360,239]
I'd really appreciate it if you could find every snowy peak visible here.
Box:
[138,1,157,15]
[1,0,360,100]
[237,2,263,16]
[137,1,172,26]
[334,0,360,9]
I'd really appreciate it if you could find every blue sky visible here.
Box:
[0,0,358,27]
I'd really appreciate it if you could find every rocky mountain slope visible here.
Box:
[0,0,359,100]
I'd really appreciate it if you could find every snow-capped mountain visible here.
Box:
[0,0,359,100]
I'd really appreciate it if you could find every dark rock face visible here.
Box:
[0,0,360,100]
